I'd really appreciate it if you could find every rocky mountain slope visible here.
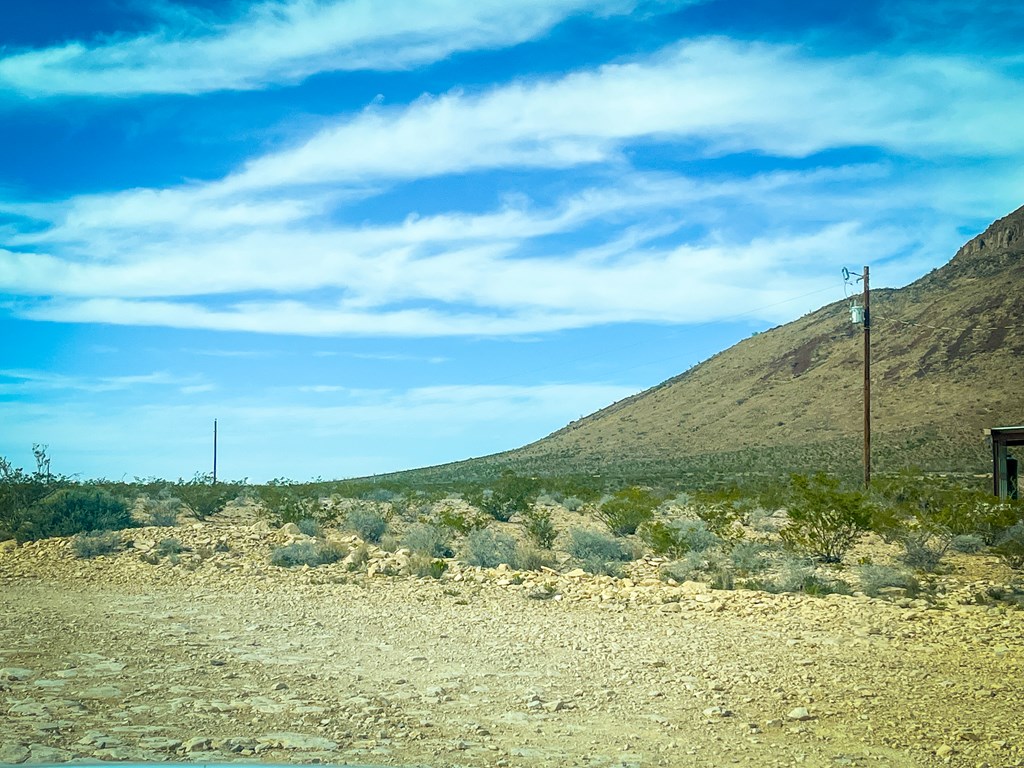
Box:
[425,205,1024,484]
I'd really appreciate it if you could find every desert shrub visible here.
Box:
[642,519,720,558]
[409,554,448,579]
[872,472,1019,545]
[596,487,659,536]
[899,534,950,572]
[993,522,1024,569]
[516,543,555,571]
[174,475,239,520]
[463,528,519,568]
[72,530,123,559]
[857,564,920,598]
[402,523,453,558]
[155,537,187,556]
[345,542,369,571]
[780,473,872,562]
[379,534,400,553]
[254,480,320,525]
[562,496,586,512]
[474,470,538,522]
[269,541,344,568]
[434,505,489,535]
[142,495,181,527]
[343,508,388,542]
[567,528,630,575]
[950,534,986,554]
[521,506,557,549]
[18,488,135,542]
[729,540,771,576]
[661,550,707,583]
[360,488,399,503]
[760,557,851,596]
[296,517,322,537]
[0,446,64,540]
[706,555,735,590]
[691,487,753,538]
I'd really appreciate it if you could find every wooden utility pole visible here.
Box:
[213,419,218,484]
[862,266,871,488]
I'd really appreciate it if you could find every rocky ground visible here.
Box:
[1,510,1022,768]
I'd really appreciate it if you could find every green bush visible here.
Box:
[1,447,68,542]
[691,487,752,538]
[475,471,538,522]
[72,530,123,559]
[434,505,489,535]
[343,508,388,542]
[254,479,319,524]
[642,519,720,558]
[174,475,239,520]
[410,554,448,579]
[18,489,135,542]
[521,506,557,548]
[780,474,872,562]
[269,541,344,568]
[402,523,453,558]
[596,487,659,536]
[463,528,518,568]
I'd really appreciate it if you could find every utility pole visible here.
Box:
[862,267,871,488]
[213,419,218,484]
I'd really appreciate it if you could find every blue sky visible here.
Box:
[1,0,1022,482]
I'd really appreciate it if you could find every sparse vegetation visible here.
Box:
[521,506,557,548]
[857,564,920,598]
[566,528,630,575]
[269,540,345,568]
[780,473,873,562]
[71,530,123,559]
[17,488,135,542]
[596,486,659,536]
[462,528,518,568]
[343,508,388,542]
[174,474,239,520]
[993,522,1024,569]
[296,517,322,537]
[401,523,453,558]
[473,470,538,522]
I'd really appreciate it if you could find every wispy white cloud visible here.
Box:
[2,39,1021,338]
[0,0,665,97]
[0,368,204,394]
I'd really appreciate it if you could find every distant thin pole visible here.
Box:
[213,419,218,484]
[863,266,871,488]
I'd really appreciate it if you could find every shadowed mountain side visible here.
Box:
[385,205,1024,486]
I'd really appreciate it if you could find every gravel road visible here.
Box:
[1,519,1022,768]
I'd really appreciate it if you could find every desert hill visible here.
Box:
[395,205,1024,486]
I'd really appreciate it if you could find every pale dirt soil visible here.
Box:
[1,514,1023,768]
